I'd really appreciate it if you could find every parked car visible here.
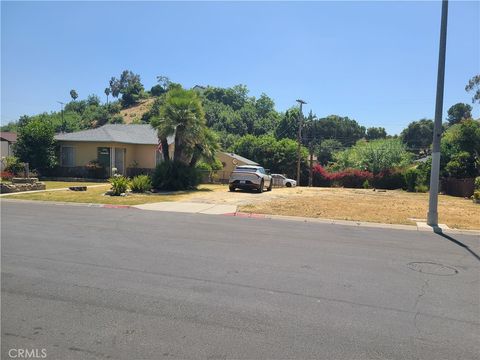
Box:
[271,174,297,187]
[229,165,272,193]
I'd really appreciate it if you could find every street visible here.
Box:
[1,200,479,359]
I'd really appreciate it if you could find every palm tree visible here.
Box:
[152,88,213,166]
[104,87,111,105]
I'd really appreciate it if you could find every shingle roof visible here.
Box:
[55,124,162,145]
[0,132,17,143]
[220,152,259,165]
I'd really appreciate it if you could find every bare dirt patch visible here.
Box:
[237,187,480,230]
[120,98,155,123]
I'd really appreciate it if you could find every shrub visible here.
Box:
[404,168,419,192]
[330,168,373,188]
[363,180,371,189]
[415,184,429,193]
[1,171,14,181]
[86,160,106,178]
[109,175,129,195]
[372,169,406,190]
[3,156,24,175]
[312,165,332,187]
[130,175,152,193]
[473,190,480,201]
[152,161,200,191]
[445,151,477,178]
[475,177,480,190]
[416,160,431,188]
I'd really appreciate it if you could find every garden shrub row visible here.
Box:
[312,165,419,190]
[108,162,201,195]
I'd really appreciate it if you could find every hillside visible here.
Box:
[119,98,155,124]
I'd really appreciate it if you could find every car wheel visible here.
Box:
[257,180,264,193]
[267,181,273,191]
[286,182,292,187]
[229,185,235,192]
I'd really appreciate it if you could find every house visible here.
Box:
[54,124,174,178]
[1,132,17,171]
[1,132,17,157]
[216,152,259,181]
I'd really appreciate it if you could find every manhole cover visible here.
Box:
[407,262,458,276]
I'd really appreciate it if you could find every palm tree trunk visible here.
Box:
[161,138,169,162]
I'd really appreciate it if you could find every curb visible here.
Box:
[222,211,480,235]
[2,198,478,235]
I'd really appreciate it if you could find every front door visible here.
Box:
[115,148,125,175]
[97,147,111,177]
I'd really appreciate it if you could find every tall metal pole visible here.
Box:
[427,0,448,227]
[296,99,306,185]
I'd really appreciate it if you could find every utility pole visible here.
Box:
[427,0,448,228]
[57,101,65,132]
[296,99,307,185]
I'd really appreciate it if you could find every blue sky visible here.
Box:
[1,1,479,134]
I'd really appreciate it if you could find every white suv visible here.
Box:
[229,166,272,193]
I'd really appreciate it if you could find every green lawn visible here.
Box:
[4,184,221,205]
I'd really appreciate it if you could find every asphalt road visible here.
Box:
[1,201,479,360]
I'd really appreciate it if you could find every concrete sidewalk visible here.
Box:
[134,201,237,215]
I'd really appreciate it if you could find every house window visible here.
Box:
[61,146,75,167]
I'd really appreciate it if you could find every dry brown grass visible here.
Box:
[240,187,480,230]
[4,184,224,206]
[119,98,155,124]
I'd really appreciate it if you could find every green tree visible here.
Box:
[14,118,57,170]
[332,138,412,174]
[230,134,308,178]
[70,89,78,101]
[151,87,216,166]
[366,127,387,140]
[275,107,300,140]
[203,85,249,111]
[465,74,480,103]
[109,70,145,107]
[316,139,343,165]
[307,115,366,147]
[400,119,434,153]
[446,103,472,125]
[440,119,480,178]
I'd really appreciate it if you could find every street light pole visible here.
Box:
[296,99,307,185]
[57,101,65,132]
[427,0,448,228]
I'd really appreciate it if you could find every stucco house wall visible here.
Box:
[215,152,259,181]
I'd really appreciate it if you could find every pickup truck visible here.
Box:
[229,165,273,193]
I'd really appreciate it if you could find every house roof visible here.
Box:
[220,152,259,166]
[0,132,17,143]
[54,124,172,145]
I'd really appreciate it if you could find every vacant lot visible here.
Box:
[239,187,480,230]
